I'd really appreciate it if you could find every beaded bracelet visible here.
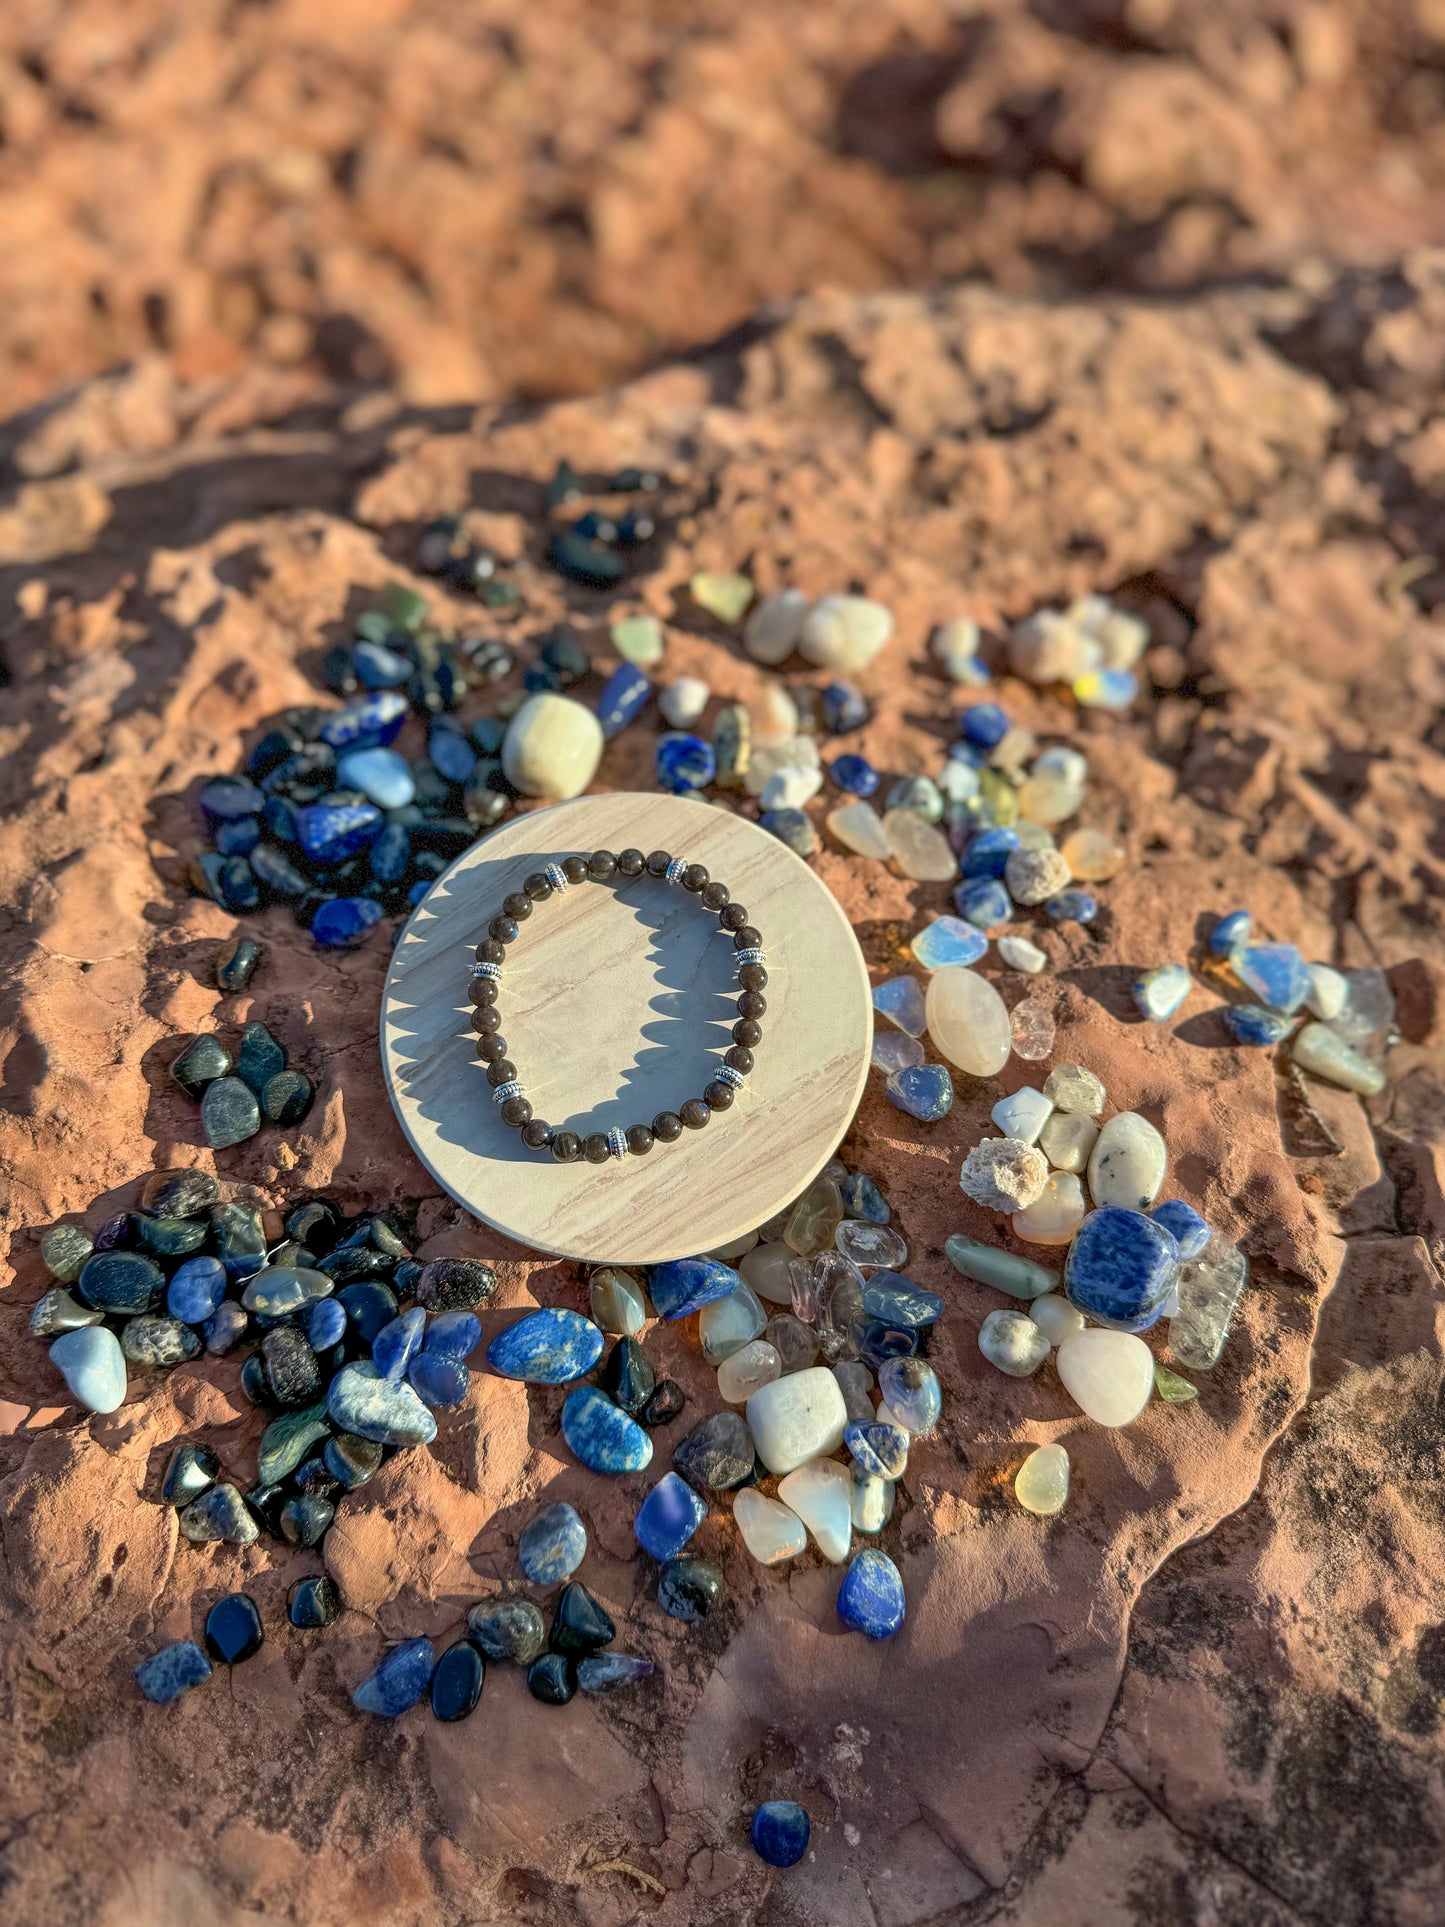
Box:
[468,848,766,1164]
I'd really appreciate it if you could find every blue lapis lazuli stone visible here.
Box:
[822,680,869,732]
[407,1352,470,1407]
[519,1502,588,1585]
[839,1172,889,1223]
[959,701,1009,749]
[954,879,1012,928]
[424,1310,481,1359]
[861,1272,943,1328]
[372,1306,426,1381]
[429,724,477,784]
[837,1549,906,1640]
[750,1801,811,1868]
[829,753,879,796]
[486,1308,606,1383]
[136,1640,213,1704]
[1224,1003,1293,1046]
[198,776,264,820]
[1150,1200,1211,1261]
[166,1255,226,1325]
[296,801,383,864]
[1233,943,1310,1014]
[561,1387,654,1475]
[1209,909,1252,957]
[911,916,988,969]
[1063,1206,1180,1333]
[261,795,298,842]
[845,1421,909,1479]
[319,690,409,752]
[856,1320,917,1370]
[596,663,652,738]
[1045,889,1098,924]
[369,822,410,884]
[312,897,386,948]
[353,639,412,688]
[353,1637,435,1716]
[656,732,716,792]
[306,1297,348,1352]
[214,817,261,856]
[884,1063,954,1122]
[634,1472,707,1562]
[647,1258,742,1321]
[336,746,415,810]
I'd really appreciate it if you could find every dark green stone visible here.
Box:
[202,1077,261,1150]
[257,1399,331,1484]
[215,934,263,993]
[236,1023,286,1096]
[39,1223,94,1282]
[77,1250,163,1316]
[262,1070,314,1126]
[131,1213,208,1258]
[140,1169,218,1219]
[171,1034,232,1099]
[29,1288,101,1337]
[212,1200,266,1275]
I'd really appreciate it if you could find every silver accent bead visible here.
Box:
[492,1081,524,1104]
[716,1065,745,1089]
[734,947,766,968]
[607,1128,628,1159]
[544,862,568,893]
[473,961,502,982]
[665,857,688,886]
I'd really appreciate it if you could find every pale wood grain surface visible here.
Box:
[380,793,873,1263]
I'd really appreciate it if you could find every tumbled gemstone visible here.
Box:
[233,1022,284,1095]
[242,1266,333,1317]
[1059,827,1124,881]
[1065,1206,1179,1332]
[302,1298,345,1353]
[925,967,1011,1076]
[30,1288,101,1338]
[990,1087,1053,1145]
[691,569,753,623]
[1154,1362,1199,1403]
[736,1241,793,1306]
[549,1580,615,1656]
[371,1306,426,1382]
[745,1365,848,1474]
[1150,1200,1210,1261]
[1056,1329,1154,1426]
[336,746,415,807]
[1088,1112,1168,1211]
[313,898,387,949]
[136,1641,212,1704]
[179,1483,259,1545]
[578,1653,655,1693]
[49,1326,127,1413]
[40,1222,95,1283]
[1290,1021,1385,1093]
[429,1639,485,1722]
[324,1431,384,1490]
[960,1136,1048,1212]
[656,731,717,793]
[1304,963,1348,1021]
[171,1034,232,1100]
[1133,964,1192,1023]
[596,662,653,737]
[590,1267,648,1336]
[784,1177,844,1257]
[884,1063,955,1121]
[1221,1002,1290,1047]
[1209,909,1251,957]
[634,1472,708,1562]
[775,1459,852,1562]
[288,1575,341,1628]
[77,1250,162,1316]
[733,1488,808,1564]
[642,1378,686,1426]
[1232,942,1310,1013]
[750,1800,810,1868]
[673,1410,756,1493]
[1029,1294,1086,1346]
[1330,967,1396,1045]
[909,916,989,973]
[163,1255,225,1326]
[328,1362,437,1446]
[837,1548,905,1639]
[599,1337,656,1415]
[1016,1443,1070,1516]
[161,1441,221,1506]
[871,1032,926,1084]
[998,935,1048,974]
[122,1314,202,1367]
[834,1361,875,1425]
[257,1400,330,1483]
[860,1273,941,1330]
[954,878,1012,928]
[132,1211,208,1259]
[212,1201,267,1280]
[877,1357,941,1435]
[838,1172,889,1223]
[519,1502,588,1585]
[1005,999,1053,1062]
[319,690,408,752]
[978,1309,1050,1376]
[827,800,892,859]
[296,801,383,865]
[1169,1233,1249,1370]
[658,1557,723,1622]
[884,808,956,883]
[424,1310,482,1359]
[1043,1063,1106,1114]
[944,1232,1058,1298]
[414,1258,497,1313]
[647,1257,742,1321]
[205,1593,265,1665]
[560,1387,653,1474]
[407,1351,470,1407]
[1038,1112,1099,1173]
[699,1282,768,1362]
[844,1421,908,1479]
[851,1466,895,1534]
[871,975,927,1037]
[354,1638,435,1717]
[1044,888,1097,922]
[717,1339,781,1403]
[200,1076,261,1150]
[764,1313,819,1372]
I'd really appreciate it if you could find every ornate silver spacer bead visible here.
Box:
[716,1065,745,1088]
[665,857,688,886]
[492,1081,524,1104]
[607,1128,628,1158]
[473,961,502,981]
[544,861,568,893]
[734,947,766,968]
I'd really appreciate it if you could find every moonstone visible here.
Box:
[872,975,928,1037]
[733,1488,808,1564]
[978,1308,1050,1376]
[991,1087,1053,1144]
[926,967,1012,1076]
[1038,1112,1099,1173]
[49,1326,126,1414]
[1291,1021,1386,1094]
[717,1339,781,1403]
[998,935,1049,974]
[828,801,892,859]
[850,1467,895,1533]
[871,1032,926,1075]
[1043,1063,1106,1114]
[1133,964,1192,1022]
[745,1365,848,1473]
[1016,1443,1070,1515]
[1088,1112,1167,1210]
[501,693,604,800]
[699,1283,767,1362]
[911,917,989,970]
[884,810,957,883]
[960,1136,1048,1211]
[777,1459,853,1562]
[743,588,810,663]
[590,1267,648,1335]
[944,1232,1058,1299]
[835,1221,908,1269]
[877,1357,940,1434]
[1056,1329,1154,1426]
[799,594,893,670]
[1012,1172,1086,1245]
[1170,1232,1249,1369]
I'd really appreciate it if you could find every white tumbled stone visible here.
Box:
[1305,963,1348,1022]
[850,1466,895,1533]
[717,1339,781,1403]
[1015,1442,1070,1515]
[1291,1021,1386,1095]
[743,589,811,665]
[659,676,710,728]
[1029,1294,1085,1347]
[998,935,1049,974]
[926,967,1012,1077]
[978,1308,1050,1377]
[1088,1111,1168,1210]
[777,1459,853,1562]
[733,1488,808,1565]
[760,764,823,811]
[1043,1062,1106,1115]
[501,693,604,800]
[1012,1172,1086,1245]
[991,1086,1053,1144]
[1056,1329,1155,1427]
[828,801,892,860]
[746,1365,848,1475]
[799,593,894,671]
[1038,1112,1099,1173]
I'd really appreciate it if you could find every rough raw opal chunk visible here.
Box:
[828,801,892,859]
[910,916,988,969]
[1133,964,1192,1022]
[49,1326,127,1414]
[353,1637,435,1717]
[1151,1199,1211,1261]
[561,1387,653,1474]
[837,1548,906,1639]
[1169,1233,1249,1369]
[991,1087,1053,1144]
[1043,1063,1106,1114]
[1038,1112,1098,1174]
[501,692,604,799]
[648,1257,742,1320]
[776,1459,853,1562]
[1016,1443,1070,1515]
[1012,1172,1086,1245]
[1056,1329,1155,1426]
[486,1308,605,1383]
[872,975,927,1037]
[745,1366,847,1475]
[734,1488,808,1564]
[877,1357,941,1435]
[519,1502,587,1585]
[1233,942,1311,1013]
[1029,1294,1085,1347]
[885,1064,955,1121]
[1065,1206,1180,1331]
[1291,1021,1386,1095]
[1088,1111,1167,1210]
[944,1232,1058,1299]
[978,1309,1050,1376]
[136,1641,212,1704]
[925,967,1011,1076]
[634,1472,708,1562]
[327,1362,437,1446]
[751,1800,811,1868]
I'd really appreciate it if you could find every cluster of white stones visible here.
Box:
[741,590,895,674]
[1006,592,1150,711]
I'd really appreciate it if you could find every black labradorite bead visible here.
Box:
[733,1018,762,1048]
[725,1046,753,1075]
[583,1132,611,1164]
[738,962,768,992]
[489,913,519,944]
[204,1592,265,1665]
[602,1337,656,1414]
[470,1004,502,1034]
[468,975,498,1006]
[733,925,762,950]
[528,1651,575,1705]
[550,1581,616,1655]
[625,1124,654,1155]
[476,938,505,965]
[502,892,532,921]
[679,1099,711,1130]
[477,1036,509,1065]
[245,1481,288,1537]
[642,1379,686,1426]
[681,863,708,892]
[701,880,729,911]
[720,902,749,931]
[521,1119,554,1150]
[704,1080,734,1111]
[288,1573,341,1628]
[738,990,767,1020]
[651,1110,684,1143]
[562,855,589,884]
[486,1060,517,1087]
[500,1096,533,1128]
[431,1638,486,1721]
[617,847,645,877]
[552,1131,582,1163]
[588,849,618,880]
[645,850,672,877]
[523,871,553,901]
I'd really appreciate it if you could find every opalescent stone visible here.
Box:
[1210,910,1251,957]
[1169,1233,1249,1370]
[954,879,1012,928]
[242,1266,333,1317]
[648,1257,742,1321]
[745,1366,848,1474]
[407,1352,469,1407]
[698,1282,767,1362]
[837,1548,905,1639]
[658,1557,723,1621]
[991,1086,1053,1144]
[861,1273,941,1328]
[1133,964,1192,1022]
[486,1308,605,1383]
[468,1600,546,1664]
[717,1339,781,1403]
[590,1267,647,1336]
[834,1221,908,1269]
[1065,1206,1179,1332]
[885,1063,954,1121]
[1151,1200,1211,1261]
[561,1387,653,1474]
[1233,942,1310,1013]
[944,1232,1058,1299]
[205,1593,265,1665]
[751,1801,811,1868]
[78,1250,162,1316]
[733,1488,808,1564]
[877,1357,941,1435]
[49,1325,127,1413]
[354,1638,435,1716]
[372,1306,426,1381]
[1015,1443,1070,1515]
[595,662,652,738]
[136,1641,212,1704]
[519,1502,587,1586]
[672,1409,756,1492]
[850,1466,895,1533]
[1291,1022,1385,1094]
[634,1471,707,1562]
[1060,827,1125,881]
[1088,1112,1167,1211]
[1154,1362,1199,1404]
[872,975,927,1037]
[925,967,1011,1076]
[845,1421,908,1479]
[424,1310,481,1359]
[1038,1112,1098,1173]
[872,1031,925,1076]
[776,1459,852,1562]
[1056,1329,1154,1426]
[910,916,989,971]
[257,1400,331,1484]
[839,1172,889,1222]
[979,1308,1050,1376]
[578,1654,654,1694]
[327,1362,437,1446]
[827,801,892,859]
[313,898,385,948]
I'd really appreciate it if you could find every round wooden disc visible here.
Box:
[380,792,873,1264]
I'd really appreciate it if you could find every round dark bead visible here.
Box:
[468,975,498,1006]
[588,849,618,880]
[489,913,519,944]
[701,881,730,911]
[562,855,589,884]
[645,850,672,877]
[617,847,645,877]
[720,902,749,931]
[737,991,767,1020]
[725,1046,753,1074]
[626,1124,654,1156]
[502,892,532,921]
[704,1080,734,1110]
[681,863,708,893]
[521,1119,555,1150]
[738,962,768,992]
[679,1099,711,1130]
[523,872,553,901]
[476,938,505,965]
[477,1034,509,1063]
[500,1095,533,1128]
[732,926,762,950]
[733,1018,762,1047]
[651,1110,684,1143]
[583,1133,611,1164]
[470,1005,502,1034]
[486,1060,517,1087]
[552,1130,582,1163]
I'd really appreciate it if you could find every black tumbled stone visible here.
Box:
[672,1410,756,1493]
[171,1034,233,1099]
[414,1259,496,1313]
[244,1481,288,1538]
[642,1379,686,1427]
[657,1557,723,1623]
[600,1338,655,1415]
[527,1652,576,1705]
[549,1581,615,1657]
[236,1022,287,1096]
[337,1280,399,1344]
[141,1169,219,1219]
[131,1213,208,1258]
[285,1198,341,1250]
[77,1250,163,1316]
[324,1431,384,1490]
[280,1496,334,1547]
[288,1574,341,1628]
[262,1070,314,1125]
[202,1076,261,1150]
[205,1592,265,1665]
[215,934,264,993]
[161,1441,221,1507]
[431,1639,486,1722]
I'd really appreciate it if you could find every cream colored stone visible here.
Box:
[1087,1111,1168,1210]
[827,802,892,860]
[733,1487,807,1564]
[925,967,1012,1076]
[1292,1021,1386,1094]
[799,594,893,671]
[501,693,604,799]
[743,588,810,664]
[777,1459,853,1562]
[746,1365,848,1474]
[1011,1172,1086,1245]
[883,809,957,883]
[717,1339,781,1403]
[978,1308,1050,1376]
[1039,1111,1099,1173]
[1029,1294,1085,1347]
[1056,1329,1154,1426]
[1015,1442,1070,1515]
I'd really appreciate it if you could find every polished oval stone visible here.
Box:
[642,1378,687,1426]
[305,1297,347,1353]
[1133,963,1193,1023]
[647,1257,743,1321]
[1038,1112,1099,1173]
[29,1288,101,1338]
[1043,1063,1107,1115]
[486,1308,605,1384]
[527,1652,576,1704]
[165,1255,226,1326]
[978,1308,1050,1377]
[800,593,893,670]
[323,1431,383,1491]
[1012,1172,1087,1246]
[733,1488,808,1565]
[424,1310,482,1359]
[415,1258,498,1312]
[672,1410,756,1492]
[1029,1294,1086,1347]
[519,1502,587,1585]
[328,1363,437,1446]
[263,1326,321,1404]
[288,1575,342,1628]
[837,1548,905,1639]
[876,1357,941,1435]
[561,1387,653,1475]
[430,1639,485,1722]
[739,1241,796,1305]
[262,1070,315,1125]
[1150,1199,1211,1261]
[503,692,605,798]
[776,1459,852,1563]
[634,1472,707,1563]
[1056,1328,1154,1426]
[161,1441,220,1506]
[204,1300,248,1354]
[205,1592,265,1665]
[354,1637,435,1716]
[698,1282,767,1363]
[77,1250,162,1316]
[1291,1020,1386,1094]
[578,1653,654,1693]
[242,1266,334,1318]
[658,1556,723,1622]
[589,1267,647,1336]
[136,1640,212,1704]
[1016,1442,1070,1516]
[179,1482,260,1545]
[550,1580,615,1656]
[131,1212,208,1259]
[850,1467,895,1534]
[122,1313,202,1367]
[258,1399,331,1483]
[372,1306,426,1381]
[944,1232,1058,1299]
[49,1325,127,1412]
[338,1281,400,1347]
[745,1366,848,1475]
[468,1599,546,1664]
[834,1221,908,1269]
[201,1076,261,1151]
[925,967,1012,1076]
[1088,1112,1168,1211]
[751,1799,810,1868]
[336,746,415,808]
[281,1493,334,1549]
[1065,1206,1179,1332]
[1304,962,1348,1021]
[844,1421,908,1479]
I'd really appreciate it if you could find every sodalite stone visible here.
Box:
[328,1362,437,1445]
[1210,909,1252,957]
[1045,889,1098,923]
[1150,1200,1211,1261]
[884,1063,954,1121]
[751,1800,811,1868]
[373,1306,426,1380]
[960,826,1019,879]
[519,1502,588,1585]
[1133,964,1192,1022]
[312,897,386,949]
[954,879,1012,928]
[166,1255,226,1325]
[353,1637,435,1716]
[561,1387,654,1474]
[959,700,1009,748]
[199,775,264,820]
[50,1326,127,1413]
[634,1471,708,1562]
[648,1258,742,1321]
[302,1298,345,1352]
[429,723,477,784]
[407,1352,470,1407]
[1233,942,1311,1013]
[872,975,927,1037]
[336,746,415,808]
[845,1421,909,1478]
[837,1548,906,1640]
[486,1308,605,1382]
[596,662,652,737]
[1224,1003,1293,1046]
[136,1641,212,1704]
[861,1273,942,1327]
[1064,1207,1180,1332]
[877,1357,941,1434]
[318,690,408,752]
[655,731,716,792]
[910,916,989,970]
[296,801,383,863]
[425,1310,482,1358]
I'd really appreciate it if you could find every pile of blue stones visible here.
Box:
[170,1020,314,1151]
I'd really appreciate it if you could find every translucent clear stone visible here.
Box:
[873,975,928,1037]
[739,1241,797,1305]
[1009,999,1056,1061]
[978,1309,1050,1377]
[590,1267,648,1336]
[717,1339,782,1403]
[785,1177,844,1256]
[884,809,957,883]
[998,935,1049,974]
[834,1221,908,1269]
[1087,1112,1168,1210]
[1056,1329,1155,1426]
[699,1283,768,1363]
[743,588,810,664]
[1061,828,1126,881]
[1292,1021,1386,1094]
[872,1032,926,1076]
[926,967,1012,1076]
[991,1086,1054,1144]
[766,1314,820,1374]
[1154,1362,1199,1404]
[828,802,892,860]
[733,1488,808,1564]
[1329,968,1396,1046]
[959,1137,1048,1212]
[1029,1294,1085,1347]
[850,1468,896,1533]
[815,1254,866,1358]
[1015,1443,1070,1515]
[1038,1111,1099,1173]
[1043,1062,1106,1114]
[788,1256,818,1323]
[1169,1233,1249,1370]
[1012,1172,1086,1245]
[745,1366,849,1474]
[776,1459,853,1562]
[1016,767,1085,825]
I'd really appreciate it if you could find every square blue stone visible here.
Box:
[1063,1207,1180,1333]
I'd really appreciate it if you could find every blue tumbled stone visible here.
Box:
[328,1361,437,1445]
[353,1637,435,1716]
[845,1421,909,1479]
[372,1305,426,1381]
[954,879,1012,928]
[319,691,409,752]
[1045,888,1098,924]
[1224,1002,1293,1046]
[424,1310,481,1359]
[596,662,652,738]
[751,1800,811,1869]
[872,974,927,1035]
[1209,909,1252,957]
[861,1272,943,1328]
[647,1258,741,1321]
[486,1308,605,1383]
[760,807,816,856]
[884,1063,954,1122]
[166,1255,226,1326]
[1233,943,1310,1014]
[656,731,716,792]
[856,1320,917,1370]
[429,724,477,784]
[959,701,1009,748]
[1150,1199,1211,1262]
[910,915,989,969]
[822,679,869,733]
[519,1501,588,1585]
[368,822,410,884]
[215,816,261,856]
[336,746,415,809]
[136,1640,212,1704]
[296,801,383,864]
[406,879,431,906]
[839,1172,890,1223]
[312,897,385,948]
[633,1471,707,1562]
[829,752,878,796]
[877,1357,941,1434]
[353,638,412,688]
[49,1326,127,1414]
[198,776,264,820]
[1063,1206,1180,1333]
[407,1351,470,1407]
[561,1386,654,1475]
[837,1549,905,1640]
[306,1297,348,1352]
